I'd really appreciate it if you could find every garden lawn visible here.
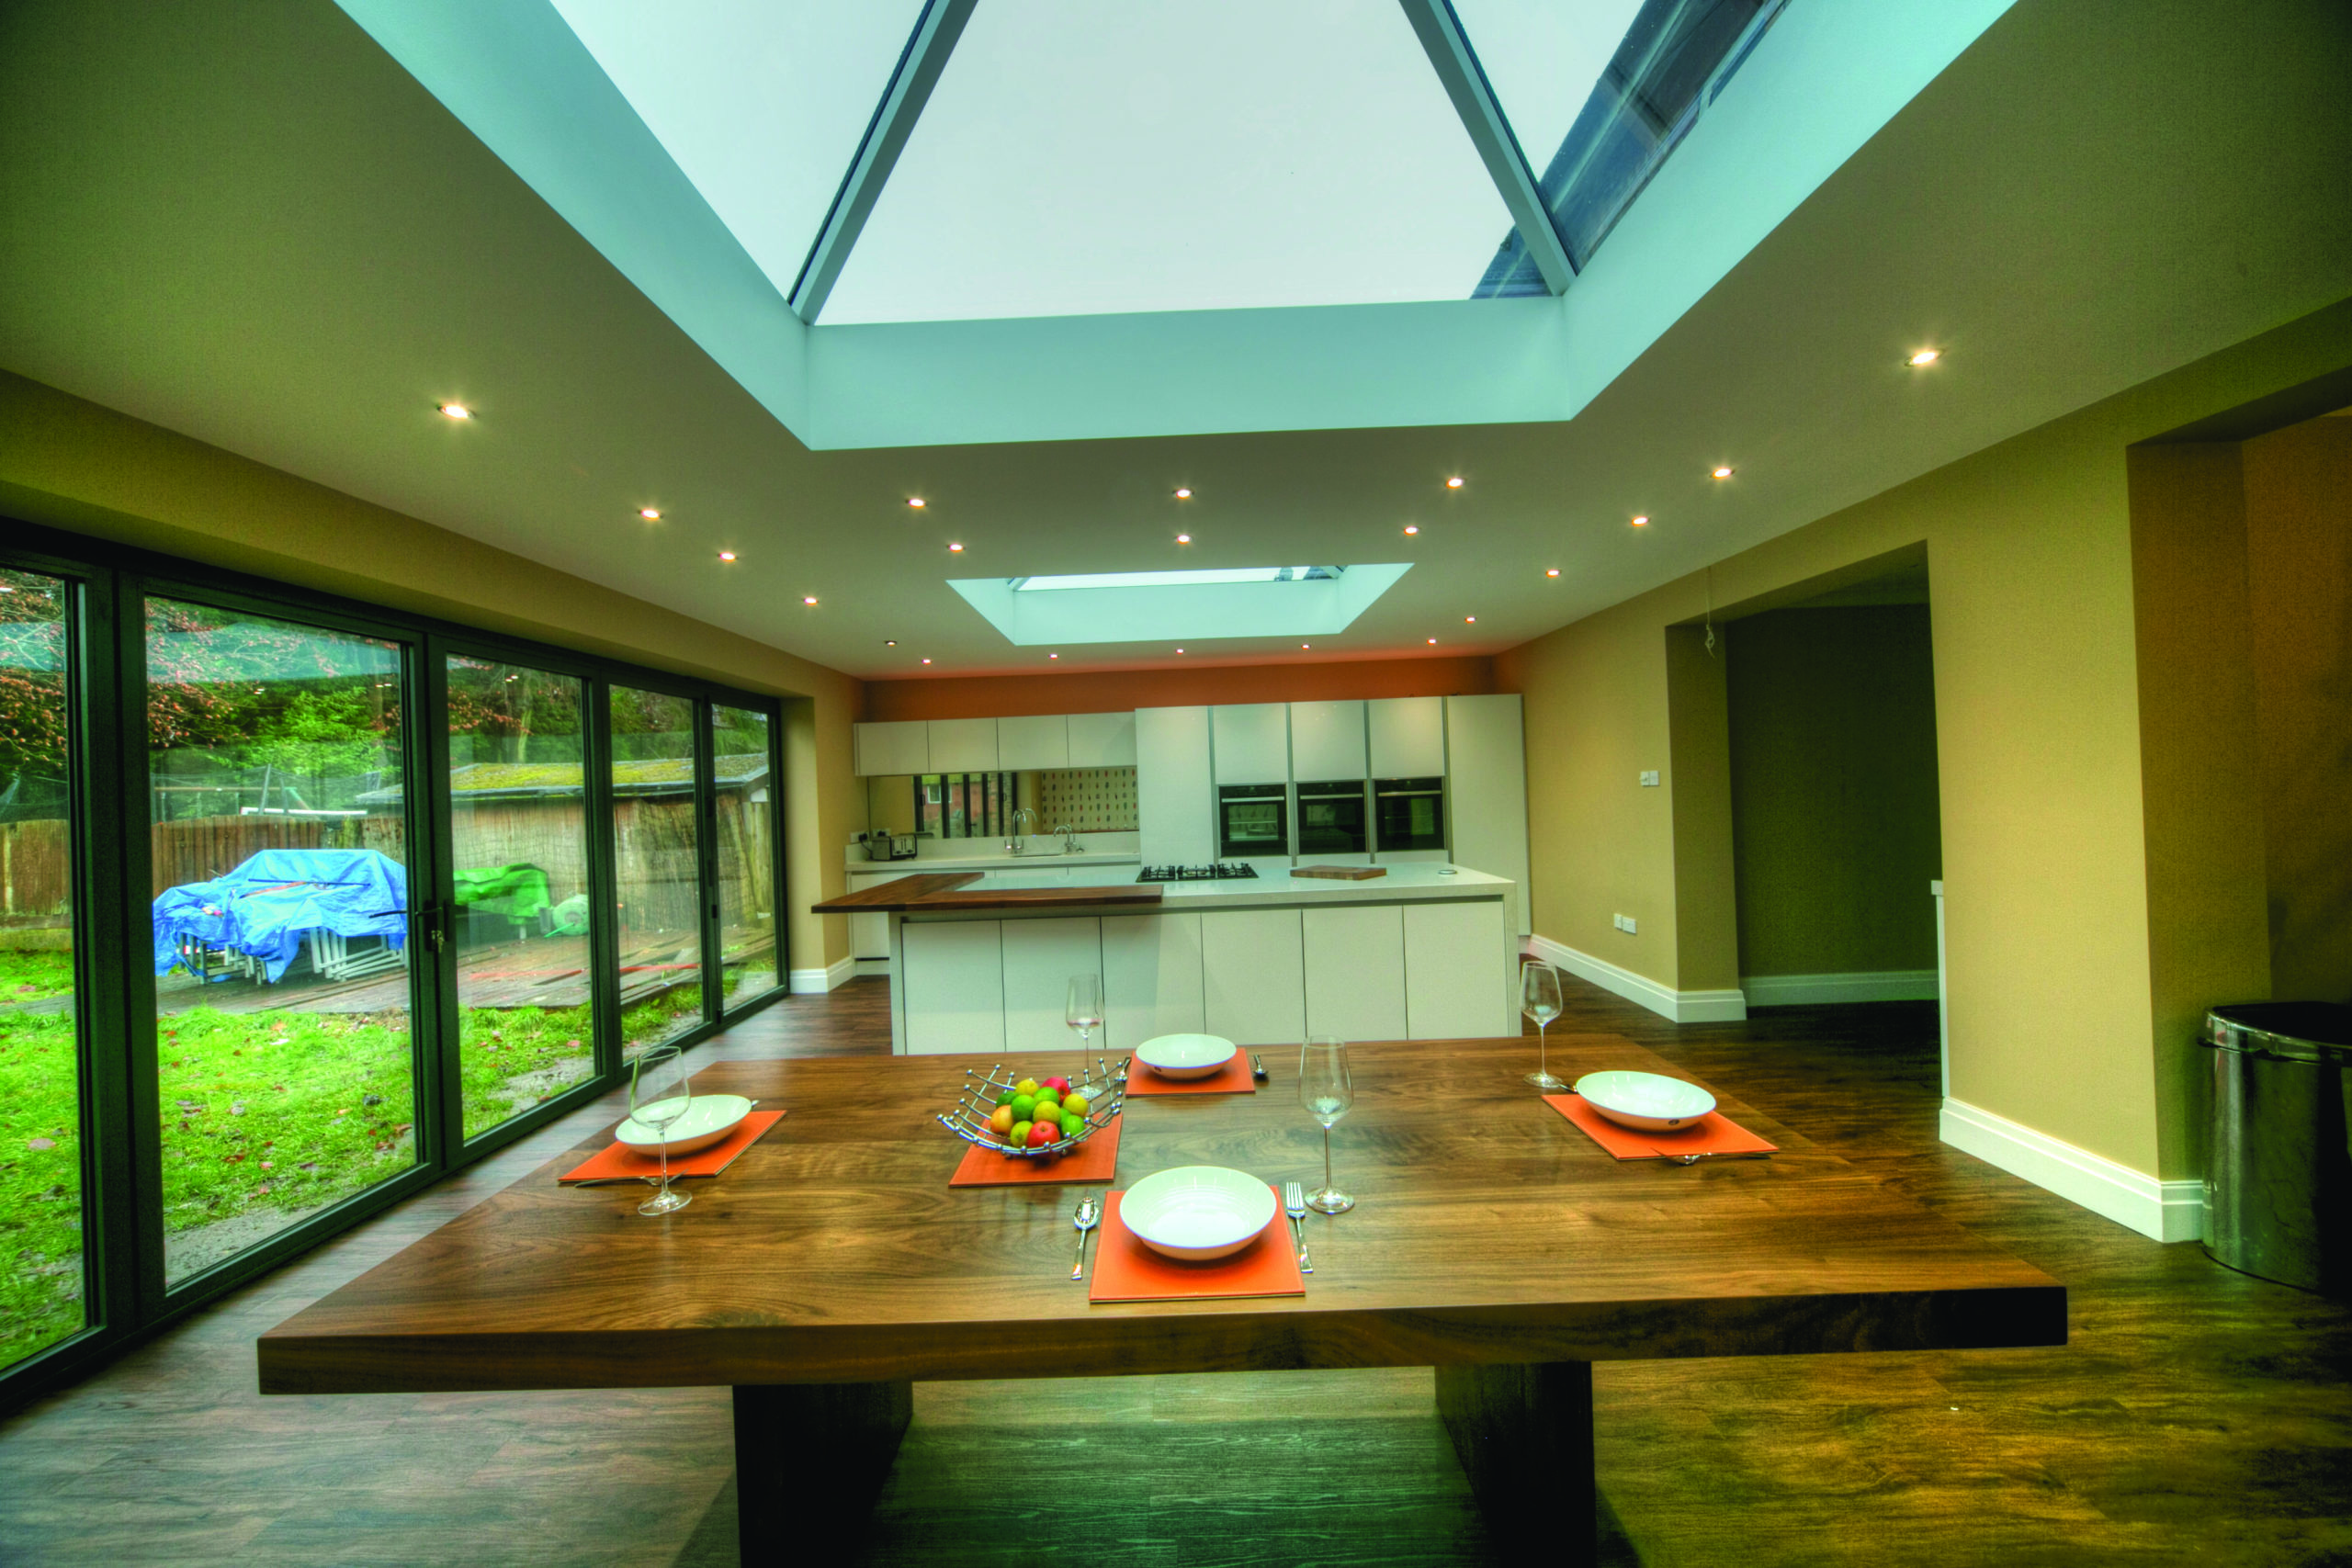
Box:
[1,991,599,1370]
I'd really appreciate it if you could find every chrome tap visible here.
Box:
[1055,823,1079,853]
[1008,807,1038,855]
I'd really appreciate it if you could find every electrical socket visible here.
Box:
[1612,913,1638,934]
[1639,771,1660,787]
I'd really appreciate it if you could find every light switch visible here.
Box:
[1639,770,1660,787]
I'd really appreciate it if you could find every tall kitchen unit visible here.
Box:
[1136,706,1216,866]
[1288,699,1371,866]
[1209,704,1294,874]
[1368,695,1449,864]
[1444,694,1532,937]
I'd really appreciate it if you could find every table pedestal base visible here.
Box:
[1437,1360,1597,1565]
[733,1380,912,1563]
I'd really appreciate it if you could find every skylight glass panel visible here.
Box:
[1012,567,1338,592]
[549,0,927,298]
[1460,0,1788,293]
[821,0,1518,323]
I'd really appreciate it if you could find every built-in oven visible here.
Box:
[1295,780,1370,859]
[1372,776,1446,856]
[1216,783,1289,862]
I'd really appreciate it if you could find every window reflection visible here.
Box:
[447,658,598,1138]
[713,706,777,1010]
[610,688,705,1054]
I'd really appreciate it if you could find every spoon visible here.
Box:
[1070,1195,1100,1280]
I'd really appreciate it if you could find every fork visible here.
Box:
[1283,1180,1313,1274]
[1070,1195,1100,1280]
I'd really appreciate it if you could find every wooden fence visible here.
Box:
[0,792,774,933]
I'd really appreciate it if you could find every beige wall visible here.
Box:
[0,369,865,974]
[1497,297,2352,1181]
[2242,415,2352,1004]
[1724,606,1942,978]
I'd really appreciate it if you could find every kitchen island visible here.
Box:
[817,864,1517,1055]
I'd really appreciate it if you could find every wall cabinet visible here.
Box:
[853,720,929,777]
[996,714,1069,771]
[1200,908,1306,1045]
[1405,901,1512,1039]
[1302,904,1408,1041]
[1101,911,1206,1048]
[926,716,1000,773]
[1000,916,1102,1054]
[1210,704,1290,784]
[902,920,1004,1055]
[1067,711,1138,767]
[1136,705,1216,865]
[1368,695,1445,778]
[1288,700,1367,783]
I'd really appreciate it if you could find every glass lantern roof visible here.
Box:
[821,0,1514,323]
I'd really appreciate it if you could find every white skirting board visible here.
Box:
[787,954,858,995]
[1939,1097,2204,1243]
[1524,934,1747,1024]
[1742,970,1940,1006]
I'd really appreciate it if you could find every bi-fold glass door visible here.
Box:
[0,521,790,1407]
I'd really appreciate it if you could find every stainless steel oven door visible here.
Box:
[1295,782,1369,857]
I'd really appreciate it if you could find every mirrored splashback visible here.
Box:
[863,765,1138,840]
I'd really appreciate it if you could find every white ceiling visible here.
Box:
[0,0,2346,683]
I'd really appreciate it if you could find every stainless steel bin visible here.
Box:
[2202,1002,2352,1294]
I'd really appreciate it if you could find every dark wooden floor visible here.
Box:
[5,976,2349,1566]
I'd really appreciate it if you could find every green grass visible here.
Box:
[0,949,74,1005]
[0,975,622,1371]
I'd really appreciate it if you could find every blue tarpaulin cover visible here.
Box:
[153,848,409,983]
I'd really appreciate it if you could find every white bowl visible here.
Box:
[1573,1071,1716,1132]
[1121,1166,1277,1261]
[1135,1032,1238,1080]
[616,1093,753,1156]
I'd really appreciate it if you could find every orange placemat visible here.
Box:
[559,1110,786,1184]
[949,1111,1124,1187]
[1088,1188,1305,1303]
[1543,1095,1775,1161]
[1121,1054,1257,1096]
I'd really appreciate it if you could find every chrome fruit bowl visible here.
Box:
[938,1056,1128,1159]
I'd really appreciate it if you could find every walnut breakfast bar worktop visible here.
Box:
[812,872,1163,913]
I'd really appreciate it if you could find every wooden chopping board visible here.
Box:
[1292,864,1386,880]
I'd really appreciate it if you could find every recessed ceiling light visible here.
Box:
[1301,643,1311,649]
[1048,652,1058,660]
[1445,476,1464,490]
[1464,615,1476,624]
[907,497,926,508]
[1631,515,1649,527]
[1712,466,1735,479]
[438,402,471,420]
[886,640,897,647]
[718,550,738,561]
[1175,533,1192,544]
[1908,349,1940,367]
[1403,525,1419,536]
[1173,487,1193,500]
[1176,647,1185,654]
[639,507,662,520]
[1426,637,1437,645]
[802,595,818,605]
[948,542,964,552]
[921,657,933,664]
[1545,568,1560,577]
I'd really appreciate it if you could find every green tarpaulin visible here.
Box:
[452,863,553,929]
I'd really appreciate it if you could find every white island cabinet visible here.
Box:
[880,866,1515,1055]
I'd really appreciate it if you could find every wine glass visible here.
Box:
[1066,974,1104,1092]
[628,1045,693,1216]
[1298,1034,1354,1214]
[1522,961,1566,1090]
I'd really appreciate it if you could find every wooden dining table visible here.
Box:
[258,1035,2064,1565]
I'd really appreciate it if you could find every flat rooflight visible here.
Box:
[1008,566,1339,592]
